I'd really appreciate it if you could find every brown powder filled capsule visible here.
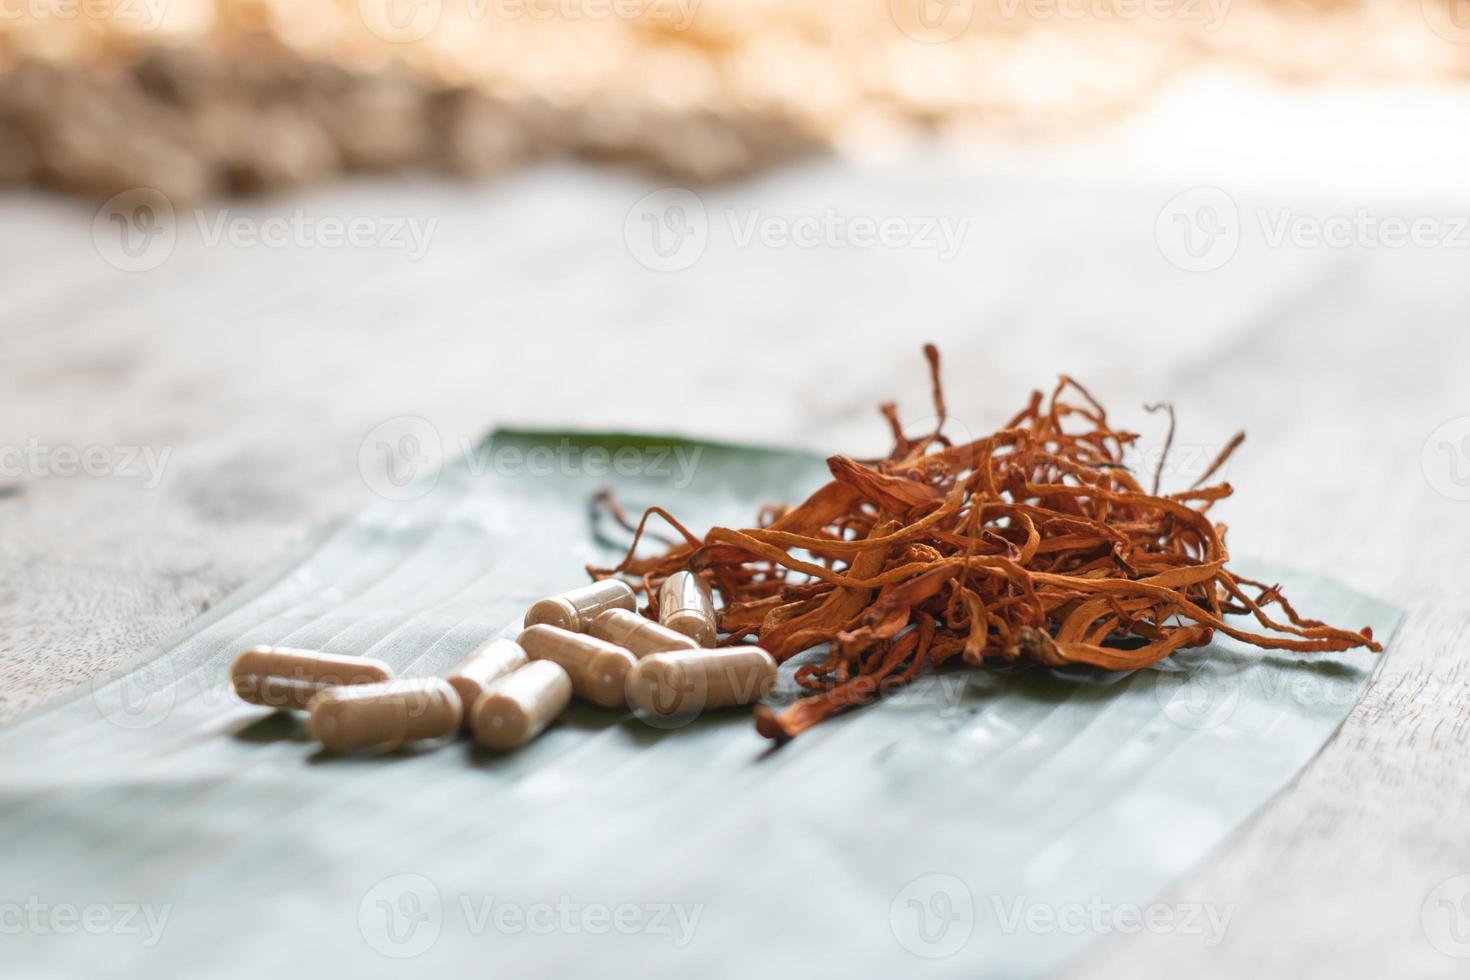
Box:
[523,579,636,633]
[471,660,573,751]
[307,678,463,754]
[447,638,529,730]
[658,570,717,647]
[627,646,777,721]
[590,607,699,659]
[230,645,393,710]
[517,624,637,709]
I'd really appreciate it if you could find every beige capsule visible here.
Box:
[627,646,778,721]
[590,607,699,659]
[229,645,393,710]
[523,579,637,633]
[517,624,637,709]
[308,678,463,754]
[471,660,573,751]
[658,570,717,647]
[447,638,529,730]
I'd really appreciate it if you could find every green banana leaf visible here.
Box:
[0,429,1400,979]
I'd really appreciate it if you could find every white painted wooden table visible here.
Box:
[2,124,1468,977]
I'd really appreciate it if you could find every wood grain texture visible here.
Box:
[1,159,1466,977]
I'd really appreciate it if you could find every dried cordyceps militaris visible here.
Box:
[591,347,1381,741]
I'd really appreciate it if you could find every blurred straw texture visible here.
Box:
[2,0,1468,201]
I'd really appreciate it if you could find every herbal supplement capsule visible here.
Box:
[471,660,572,751]
[523,579,637,633]
[447,638,529,730]
[627,647,778,721]
[517,624,637,709]
[307,678,462,754]
[229,645,393,710]
[658,570,717,647]
[590,607,699,659]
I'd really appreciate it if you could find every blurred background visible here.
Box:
[4,0,1470,196]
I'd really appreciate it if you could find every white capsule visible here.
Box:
[447,638,528,731]
[471,660,573,751]
[517,624,637,708]
[229,646,393,710]
[626,646,777,723]
[590,607,699,659]
[523,579,637,633]
[307,678,462,754]
[658,570,717,647]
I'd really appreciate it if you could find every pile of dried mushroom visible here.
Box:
[596,347,1381,741]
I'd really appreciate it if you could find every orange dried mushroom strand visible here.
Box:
[590,347,1381,742]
